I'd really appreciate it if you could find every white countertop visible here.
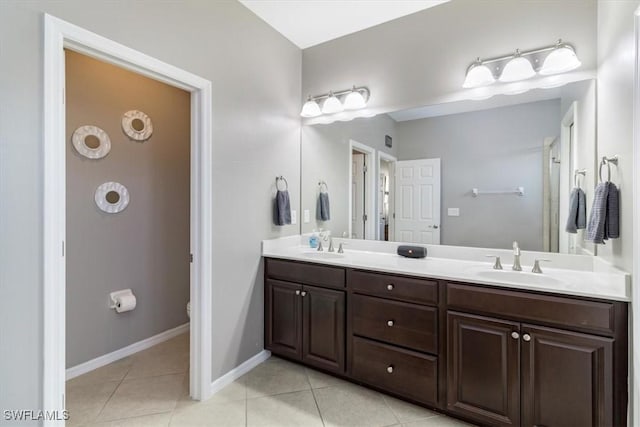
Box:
[262,236,631,302]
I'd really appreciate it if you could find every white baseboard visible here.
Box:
[209,350,271,397]
[66,323,190,380]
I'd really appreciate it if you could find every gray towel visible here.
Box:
[587,183,610,244]
[606,182,620,239]
[565,188,586,233]
[274,190,291,226]
[317,192,330,221]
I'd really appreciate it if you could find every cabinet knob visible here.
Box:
[386,365,394,374]
[387,284,394,291]
[295,290,300,295]
[301,291,307,297]
[523,333,531,342]
[387,320,394,327]
[511,331,520,340]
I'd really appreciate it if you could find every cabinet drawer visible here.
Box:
[266,258,345,289]
[446,282,616,336]
[351,336,438,406]
[352,294,437,354]
[350,270,438,305]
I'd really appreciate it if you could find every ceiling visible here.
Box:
[238,0,449,49]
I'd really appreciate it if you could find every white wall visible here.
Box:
[0,0,300,420]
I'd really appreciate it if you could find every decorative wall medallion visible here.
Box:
[72,125,111,159]
[95,182,130,214]
[122,110,153,141]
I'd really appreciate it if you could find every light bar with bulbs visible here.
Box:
[300,86,370,118]
[463,40,581,89]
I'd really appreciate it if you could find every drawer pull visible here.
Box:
[523,333,531,342]
[386,365,394,374]
[387,320,395,327]
[511,331,520,340]
[387,284,394,291]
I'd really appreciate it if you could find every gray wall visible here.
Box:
[0,0,300,420]
[302,0,597,113]
[397,100,560,251]
[596,0,638,272]
[65,51,190,367]
[301,114,398,235]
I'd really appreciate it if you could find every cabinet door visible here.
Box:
[447,311,520,426]
[302,285,345,373]
[521,325,613,427]
[265,280,302,360]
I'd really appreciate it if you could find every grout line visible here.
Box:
[305,368,326,427]
[380,394,401,425]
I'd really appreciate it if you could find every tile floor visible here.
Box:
[66,332,475,427]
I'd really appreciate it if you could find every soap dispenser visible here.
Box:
[309,230,319,248]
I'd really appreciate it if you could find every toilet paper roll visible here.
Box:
[114,294,136,313]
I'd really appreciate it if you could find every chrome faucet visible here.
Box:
[512,241,522,271]
[328,238,335,252]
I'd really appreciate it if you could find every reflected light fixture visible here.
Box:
[300,86,370,118]
[462,39,581,89]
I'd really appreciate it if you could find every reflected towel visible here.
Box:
[274,190,291,226]
[565,188,586,233]
[587,183,609,244]
[317,191,331,221]
[606,182,619,239]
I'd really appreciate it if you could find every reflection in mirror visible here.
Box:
[301,80,596,254]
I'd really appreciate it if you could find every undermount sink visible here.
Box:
[475,270,564,286]
[302,251,344,260]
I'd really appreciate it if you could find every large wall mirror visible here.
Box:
[301,79,596,254]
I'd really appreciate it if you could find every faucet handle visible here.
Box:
[532,259,551,274]
[485,255,503,270]
[337,242,347,254]
[317,240,324,252]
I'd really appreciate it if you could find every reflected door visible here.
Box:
[394,158,441,244]
[352,153,366,238]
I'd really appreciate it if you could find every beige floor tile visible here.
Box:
[382,395,440,423]
[402,415,477,427]
[305,367,349,389]
[66,381,120,427]
[98,374,185,421]
[247,390,323,427]
[169,399,245,427]
[68,357,134,387]
[125,340,189,380]
[244,358,310,398]
[87,412,172,427]
[313,383,399,427]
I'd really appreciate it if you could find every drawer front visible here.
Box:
[350,270,438,305]
[352,294,437,354]
[446,283,616,336]
[351,336,438,406]
[266,258,346,289]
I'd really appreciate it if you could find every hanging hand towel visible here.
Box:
[565,188,580,234]
[586,182,610,244]
[317,191,331,221]
[606,182,620,239]
[274,190,291,226]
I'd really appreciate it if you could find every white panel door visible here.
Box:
[352,153,365,239]
[394,158,441,244]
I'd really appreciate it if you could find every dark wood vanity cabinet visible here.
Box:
[265,259,346,374]
[264,258,628,427]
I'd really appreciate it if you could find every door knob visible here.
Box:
[523,334,531,342]
[386,365,394,374]
[511,331,520,340]
[387,320,394,327]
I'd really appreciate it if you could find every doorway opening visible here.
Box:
[377,152,397,241]
[348,140,376,239]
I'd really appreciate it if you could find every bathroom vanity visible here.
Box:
[263,239,629,427]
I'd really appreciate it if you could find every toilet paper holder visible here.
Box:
[109,289,135,311]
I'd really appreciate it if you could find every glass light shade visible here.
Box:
[322,95,344,114]
[343,90,367,110]
[539,46,581,75]
[300,99,322,117]
[463,63,495,88]
[499,56,536,82]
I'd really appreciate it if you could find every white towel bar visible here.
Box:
[472,187,524,197]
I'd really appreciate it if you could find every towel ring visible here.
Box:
[574,169,586,187]
[276,176,288,191]
[599,155,619,183]
[318,180,329,192]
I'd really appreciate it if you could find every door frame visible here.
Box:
[377,151,397,241]
[43,14,213,422]
[632,7,640,426]
[348,139,376,239]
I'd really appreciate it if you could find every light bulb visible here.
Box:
[343,89,367,110]
[499,52,535,82]
[540,44,581,75]
[322,93,344,114]
[300,97,321,117]
[463,60,495,88]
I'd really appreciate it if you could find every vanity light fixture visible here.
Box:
[300,86,370,117]
[463,39,581,88]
